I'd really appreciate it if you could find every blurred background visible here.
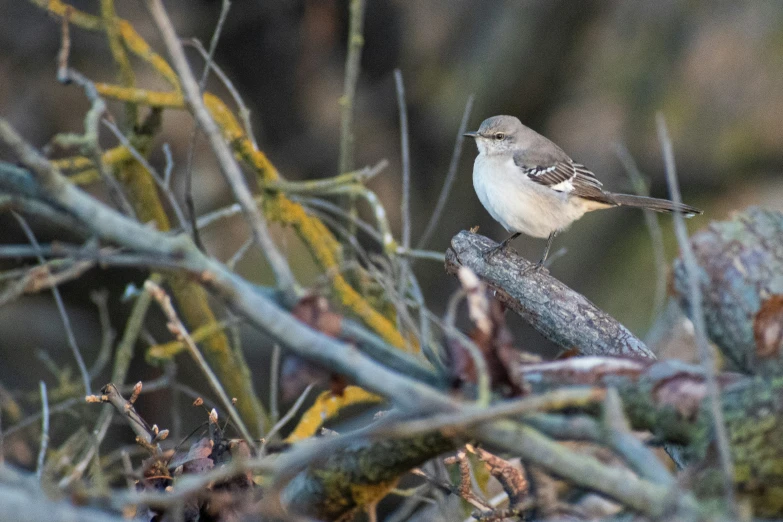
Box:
[1,0,783,453]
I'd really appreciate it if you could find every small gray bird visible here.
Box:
[465,115,701,270]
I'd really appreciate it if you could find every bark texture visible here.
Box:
[446,231,654,359]
[672,207,783,376]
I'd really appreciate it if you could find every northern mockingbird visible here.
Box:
[465,115,702,270]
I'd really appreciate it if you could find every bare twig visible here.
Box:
[446,449,488,510]
[182,38,257,149]
[614,143,667,320]
[394,69,412,302]
[101,118,188,230]
[656,114,735,511]
[143,279,255,446]
[465,443,528,508]
[162,143,174,186]
[445,270,491,404]
[86,383,158,449]
[56,12,135,218]
[3,377,171,439]
[337,0,367,176]
[89,289,115,379]
[197,0,231,93]
[144,0,298,301]
[407,271,438,369]
[226,237,253,270]
[418,95,474,250]
[183,0,232,250]
[411,466,491,512]
[35,381,49,482]
[120,450,134,490]
[376,387,604,439]
[269,344,281,424]
[12,212,92,394]
[261,383,314,454]
[474,421,699,518]
[296,196,383,243]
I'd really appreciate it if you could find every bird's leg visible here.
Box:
[483,232,520,261]
[522,231,557,274]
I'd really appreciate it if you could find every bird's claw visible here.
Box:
[521,260,547,275]
[482,245,504,262]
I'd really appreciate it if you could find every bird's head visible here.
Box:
[464,115,535,156]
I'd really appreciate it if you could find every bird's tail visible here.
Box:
[611,193,702,217]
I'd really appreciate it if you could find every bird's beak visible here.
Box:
[463,131,478,138]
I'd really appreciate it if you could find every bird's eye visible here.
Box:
[494,132,505,140]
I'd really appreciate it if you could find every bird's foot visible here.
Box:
[521,259,547,276]
[482,243,505,262]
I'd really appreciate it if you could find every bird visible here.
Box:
[464,115,702,271]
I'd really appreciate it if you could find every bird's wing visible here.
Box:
[515,154,614,204]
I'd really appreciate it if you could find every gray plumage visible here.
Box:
[465,115,702,267]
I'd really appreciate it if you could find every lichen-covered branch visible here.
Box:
[446,231,654,359]
[672,207,783,376]
[281,433,454,520]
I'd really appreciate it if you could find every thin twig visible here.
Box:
[261,383,314,455]
[120,450,134,490]
[198,0,231,93]
[101,118,189,230]
[418,95,474,250]
[89,289,115,379]
[294,196,382,242]
[226,237,253,270]
[376,387,603,439]
[144,279,255,446]
[441,290,490,406]
[656,114,735,512]
[162,143,174,187]
[183,0,232,250]
[411,466,491,512]
[407,270,439,370]
[144,0,298,301]
[269,344,281,424]
[12,212,91,394]
[56,10,137,218]
[614,143,667,320]
[338,0,366,175]
[394,69,412,302]
[58,405,113,488]
[35,381,49,481]
[182,38,257,149]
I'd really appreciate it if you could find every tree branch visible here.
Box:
[446,231,654,359]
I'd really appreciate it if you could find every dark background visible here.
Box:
[1,0,782,454]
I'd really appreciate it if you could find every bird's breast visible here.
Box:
[472,154,587,238]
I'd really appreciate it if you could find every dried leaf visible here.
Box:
[284,295,350,401]
[754,295,783,359]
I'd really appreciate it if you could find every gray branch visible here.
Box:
[446,231,654,359]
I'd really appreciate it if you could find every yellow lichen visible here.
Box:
[285,387,383,443]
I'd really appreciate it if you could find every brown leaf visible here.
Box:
[170,437,215,474]
[285,295,349,401]
[448,293,529,397]
[292,295,343,337]
[754,295,783,359]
